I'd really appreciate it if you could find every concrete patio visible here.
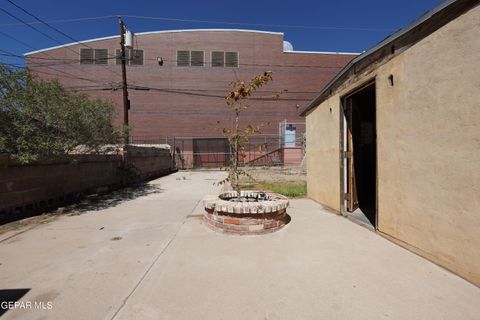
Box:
[0,171,479,320]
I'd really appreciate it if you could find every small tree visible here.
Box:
[0,65,128,163]
[219,71,276,197]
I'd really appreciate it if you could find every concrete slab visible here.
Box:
[1,170,479,319]
[0,171,224,320]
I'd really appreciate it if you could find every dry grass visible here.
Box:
[240,166,307,198]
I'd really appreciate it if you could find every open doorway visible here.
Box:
[342,82,377,228]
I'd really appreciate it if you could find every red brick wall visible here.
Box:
[27,30,355,140]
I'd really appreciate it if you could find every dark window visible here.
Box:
[177,50,190,66]
[130,49,144,65]
[115,49,122,65]
[211,51,225,67]
[80,48,94,64]
[81,48,109,65]
[116,49,144,66]
[177,50,204,67]
[94,49,108,65]
[190,51,204,66]
[212,51,239,67]
[225,52,239,67]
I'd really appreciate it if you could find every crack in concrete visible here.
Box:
[108,198,202,320]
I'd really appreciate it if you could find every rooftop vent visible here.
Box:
[283,41,294,52]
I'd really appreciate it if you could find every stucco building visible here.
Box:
[300,0,480,286]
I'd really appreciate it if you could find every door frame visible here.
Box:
[339,79,378,229]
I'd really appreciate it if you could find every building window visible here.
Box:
[177,50,204,67]
[177,50,190,66]
[225,52,239,67]
[190,51,204,66]
[130,49,144,65]
[211,51,239,67]
[211,51,224,67]
[116,49,144,66]
[80,48,108,65]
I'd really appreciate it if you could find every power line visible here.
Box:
[0,6,67,45]
[64,83,319,95]
[0,49,114,86]
[0,2,121,78]
[0,14,120,84]
[0,50,79,66]
[8,52,351,70]
[145,57,350,69]
[0,13,394,32]
[0,61,118,86]
[65,82,311,101]
[0,50,118,86]
[0,15,116,27]
[0,29,37,51]
[118,14,395,32]
[5,0,117,59]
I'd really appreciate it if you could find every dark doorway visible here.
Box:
[344,82,377,227]
[192,138,230,168]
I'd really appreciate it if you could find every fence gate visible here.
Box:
[192,138,230,168]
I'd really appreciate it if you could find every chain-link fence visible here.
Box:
[129,120,306,169]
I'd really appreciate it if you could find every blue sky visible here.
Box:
[1,0,442,66]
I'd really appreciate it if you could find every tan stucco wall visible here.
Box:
[306,5,480,286]
[306,96,340,211]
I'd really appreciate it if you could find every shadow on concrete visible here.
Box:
[0,288,30,317]
[67,183,164,215]
[285,213,292,225]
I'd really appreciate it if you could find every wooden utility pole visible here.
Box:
[118,18,130,144]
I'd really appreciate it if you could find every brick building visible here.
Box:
[26,29,355,166]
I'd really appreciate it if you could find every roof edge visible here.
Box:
[299,0,468,117]
[284,50,360,55]
[24,29,284,56]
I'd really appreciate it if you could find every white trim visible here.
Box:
[24,29,284,56]
[25,35,118,56]
[284,50,360,55]
[136,28,282,36]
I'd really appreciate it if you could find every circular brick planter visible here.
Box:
[203,191,289,235]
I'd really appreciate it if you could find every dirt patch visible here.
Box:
[240,166,306,184]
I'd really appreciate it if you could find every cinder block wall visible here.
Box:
[0,147,173,223]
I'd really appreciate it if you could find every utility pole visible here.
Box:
[118,18,130,144]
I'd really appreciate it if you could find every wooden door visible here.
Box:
[346,97,359,212]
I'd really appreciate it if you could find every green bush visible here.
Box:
[0,65,128,163]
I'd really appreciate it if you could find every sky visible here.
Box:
[0,0,442,67]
